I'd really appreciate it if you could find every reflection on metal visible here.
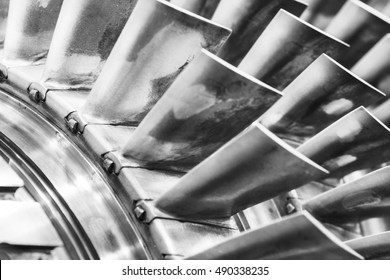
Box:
[2,0,63,67]
[155,123,328,220]
[187,212,362,259]
[0,90,148,260]
[325,0,390,67]
[123,50,282,171]
[148,218,237,259]
[347,232,390,259]
[300,0,346,29]
[238,10,349,90]
[0,0,9,45]
[352,34,390,94]
[297,107,390,176]
[212,0,306,66]
[0,156,23,191]
[170,0,220,19]
[0,201,62,247]
[242,200,281,230]
[40,0,137,89]
[259,54,385,140]
[82,0,231,125]
[304,166,390,223]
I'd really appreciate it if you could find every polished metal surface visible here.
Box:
[0,201,62,247]
[187,212,363,260]
[238,9,349,90]
[260,54,385,141]
[123,49,282,171]
[0,0,389,260]
[82,0,231,125]
[0,90,148,260]
[0,156,23,189]
[155,123,328,220]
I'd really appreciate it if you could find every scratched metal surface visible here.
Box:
[123,50,282,171]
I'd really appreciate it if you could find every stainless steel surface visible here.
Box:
[2,0,63,67]
[212,0,307,66]
[325,0,390,67]
[155,123,328,220]
[298,107,390,177]
[260,54,385,141]
[123,49,282,171]
[300,0,346,29]
[41,0,137,89]
[0,0,9,46]
[82,0,231,125]
[347,231,390,259]
[0,0,389,260]
[0,201,62,247]
[304,166,390,223]
[0,90,148,260]
[170,0,220,19]
[0,156,23,189]
[187,211,363,260]
[238,9,349,90]
[352,34,390,94]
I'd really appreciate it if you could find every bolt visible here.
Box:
[28,88,42,103]
[102,158,115,173]
[66,118,79,134]
[286,203,296,214]
[134,206,146,221]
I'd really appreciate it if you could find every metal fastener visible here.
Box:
[134,206,146,221]
[102,158,115,173]
[286,203,296,214]
[28,88,42,103]
[66,118,79,134]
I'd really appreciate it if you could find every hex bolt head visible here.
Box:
[28,88,42,103]
[66,118,79,134]
[286,203,296,214]
[102,158,115,173]
[134,206,146,221]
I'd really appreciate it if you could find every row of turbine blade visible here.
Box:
[0,0,389,259]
